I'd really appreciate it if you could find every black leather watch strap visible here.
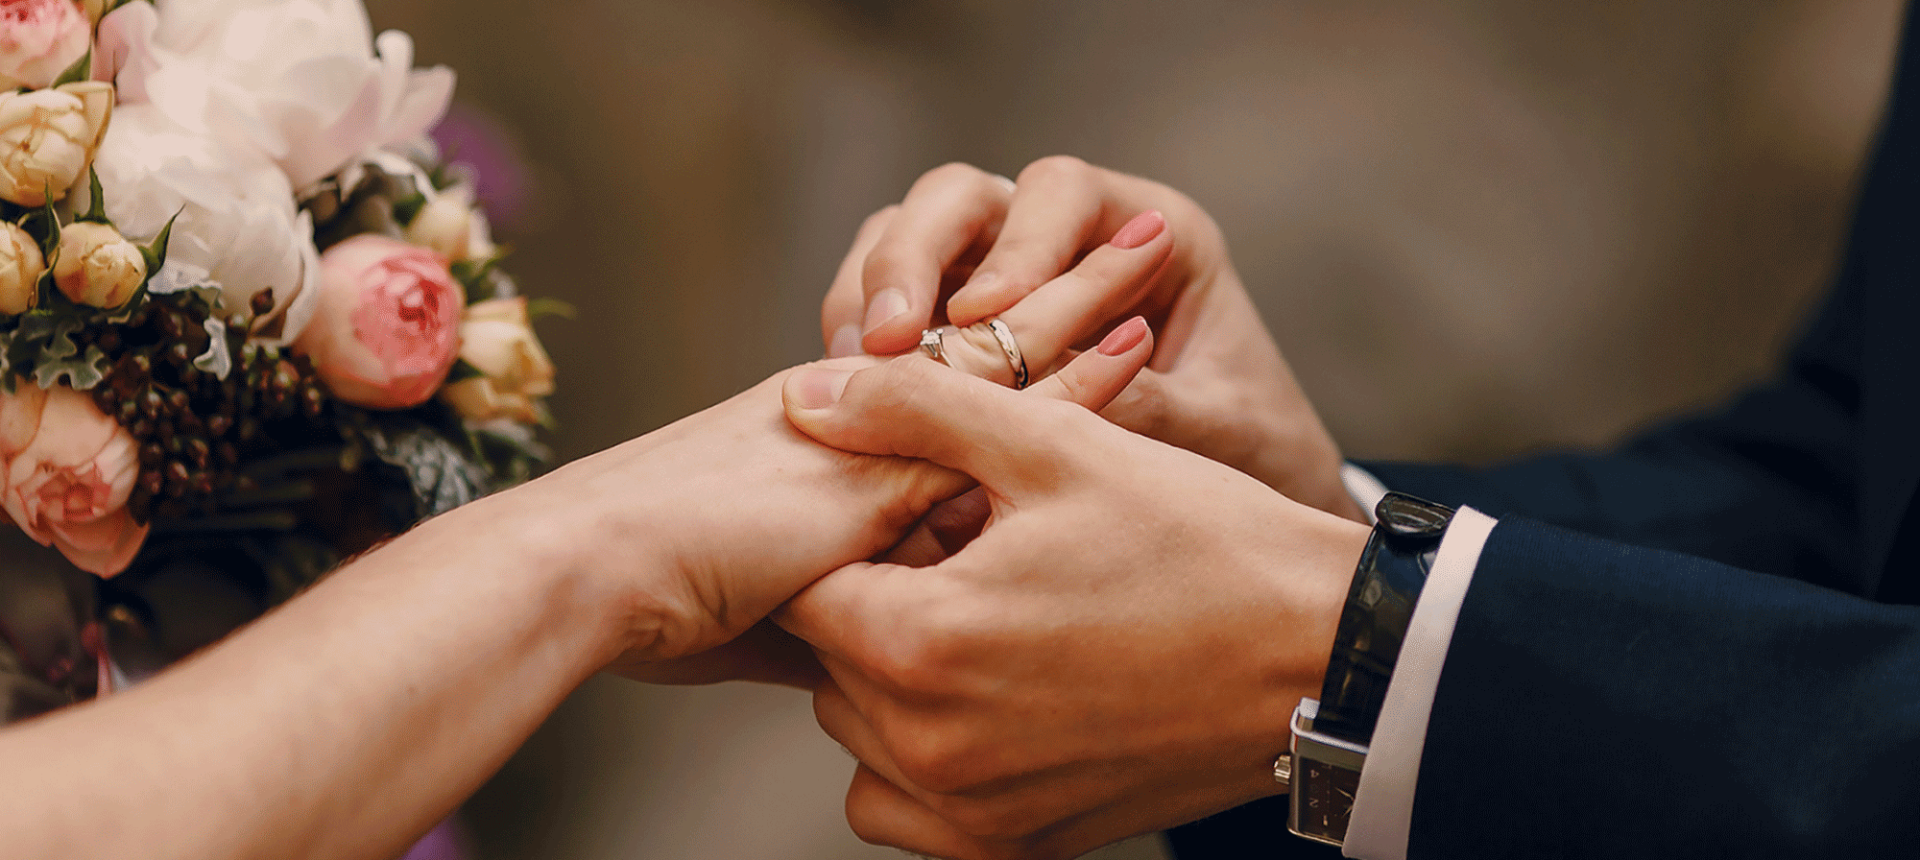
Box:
[1313,492,1455,745]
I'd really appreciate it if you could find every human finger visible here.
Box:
[783,322,1150,492]
[858,165,1015,356]
[941,211,1168,388]
[823,205,901,357]
[844,765,983,860]
[946,157,1165,326]
[1021,316,1153,409]
[874,483,993,567]
[813,678,929,799]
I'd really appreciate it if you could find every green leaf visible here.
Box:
[32,193,60,257]
[449,256,498,294]
[392,191,427,226]
[51,48,90,89]
[140,208,182,275]
[39,316,81,361]
[33,344,109,390]
[444,357,484,384]
[78,167,107,224]
[525,297,576,321]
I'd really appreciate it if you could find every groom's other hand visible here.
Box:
[778,357,1370,860]
[823,157,1361,521]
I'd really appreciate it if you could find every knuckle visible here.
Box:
[1106,373,1174,440]
[844,804,894,850]
[860,204,901,235]
[868,601,975,693]
[973,840,1053,860]
[940,799,1044,843]
[893,727,979,794]
[1019,154,1093,187]
[1051,366,1096,409]
[861,249,914,295]
[920,161,987,191]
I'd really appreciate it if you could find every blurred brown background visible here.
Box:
[369,1,1904,857]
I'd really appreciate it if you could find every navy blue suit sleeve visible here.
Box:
[1361,237,1864,584]
[1412,517,1920,859]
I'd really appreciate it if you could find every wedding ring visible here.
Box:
[919,327,950,365]
[974,317,1029,389]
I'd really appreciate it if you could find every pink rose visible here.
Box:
[0,0,91,92]
[1,382,148,577]
[294,235,464,409]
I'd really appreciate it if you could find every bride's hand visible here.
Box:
[822,157,1361,521]
[515,220,1174,685]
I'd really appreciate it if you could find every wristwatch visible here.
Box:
[1277,491,1455,846]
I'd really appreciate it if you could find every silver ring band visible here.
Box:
[978,318,1028,389]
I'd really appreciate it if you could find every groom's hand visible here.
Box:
[777,356,1370,860]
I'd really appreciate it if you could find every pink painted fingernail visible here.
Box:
[863,289,910,335]
[1109,210,1166,249]
[1097,316,1149,356]
[791,367,852,409]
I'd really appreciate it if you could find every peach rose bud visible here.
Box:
[54,221,147,309]
[0,220,45,315]
[1,382,149,577]
[0,0,92,91]
[404,188,476,262]
[294,234,465,410]
[441,297,556,423]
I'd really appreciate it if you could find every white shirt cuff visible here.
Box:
[1341,464,1392,523]
[1339,502,1499,860]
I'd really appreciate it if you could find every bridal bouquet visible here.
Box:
[0,0,555,712]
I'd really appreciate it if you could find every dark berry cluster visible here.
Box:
[84,291,333,524]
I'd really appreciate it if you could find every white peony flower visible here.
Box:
[92,103,321,341]
[109,0,455,192]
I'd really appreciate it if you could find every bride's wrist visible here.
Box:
[446,488,668,668]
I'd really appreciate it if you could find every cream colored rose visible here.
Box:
[0,82,112,208]
[0,221,46,315]
[404,188,476,261]
[441,297,555,423]
[53,221,146,309]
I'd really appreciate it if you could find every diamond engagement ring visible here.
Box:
[919,327,949,364]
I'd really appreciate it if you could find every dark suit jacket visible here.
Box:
[1171,5,1920,858]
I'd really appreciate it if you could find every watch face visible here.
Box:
[1294,759,1361,843]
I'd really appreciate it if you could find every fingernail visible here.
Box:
[959,271,999,297]
[949,272,999,318]
[1109,210,1166,250]
[1097,316,1149,356]
[862,289,910,335]
[828,324,863,358]
[791,367,853,409]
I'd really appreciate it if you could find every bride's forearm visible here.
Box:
[0,491,636,860]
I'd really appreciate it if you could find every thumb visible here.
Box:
[782,318,1153,491]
